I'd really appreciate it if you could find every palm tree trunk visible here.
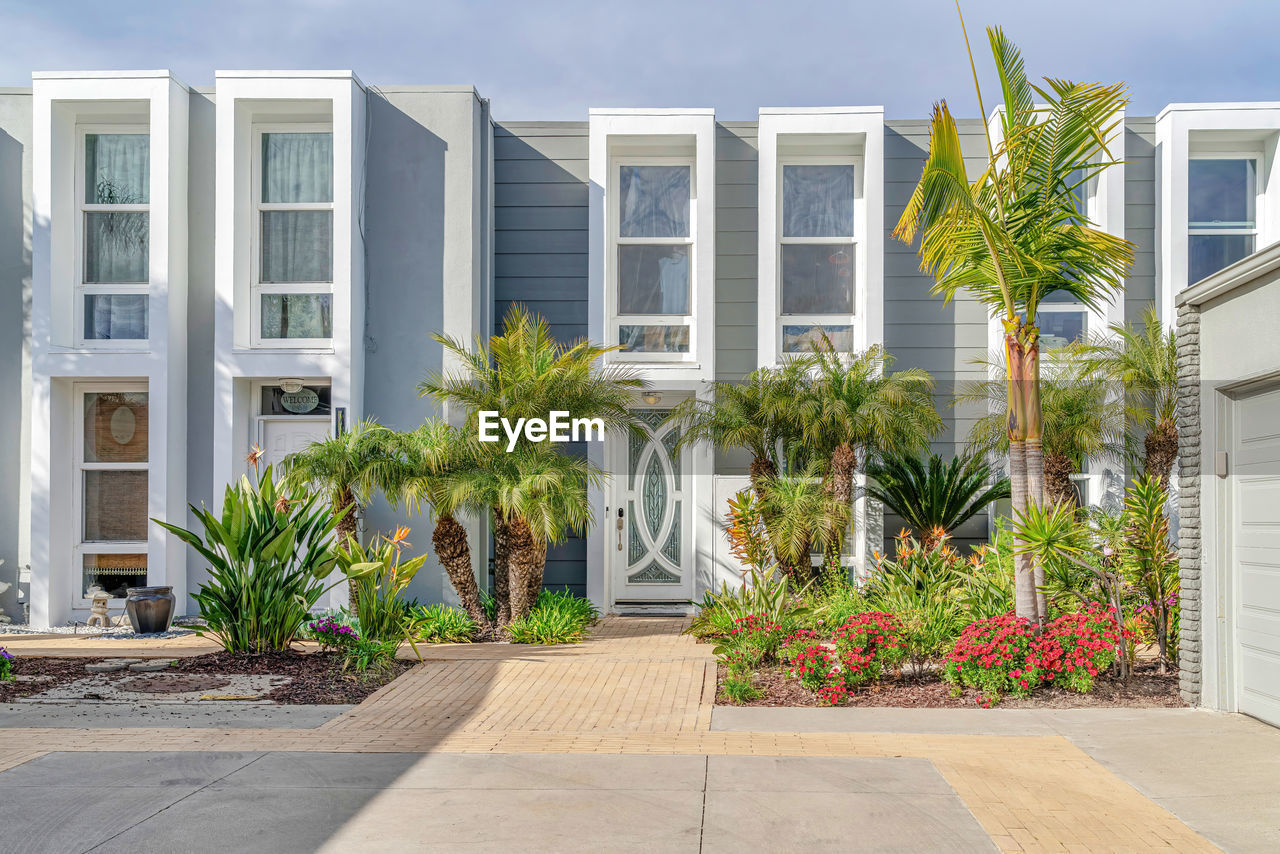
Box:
[1145,418,1178,487]
[335,487,360,614]
[506,516,540,622]
[525,538,548,613]
[431,513,491,633]
[492,512,512,626]
[1021,340,1049,622]
[1044,450,1077,507]
[748,456,777,501]
[1006,331,1041,623]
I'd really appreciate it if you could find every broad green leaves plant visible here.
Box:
[154,465,344,654]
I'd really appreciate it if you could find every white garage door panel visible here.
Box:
[1234,386,1280,728]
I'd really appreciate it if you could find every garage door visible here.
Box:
[1233,385,1280,727]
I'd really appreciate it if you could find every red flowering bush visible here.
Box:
[943,614,1040,699]
[1029,604,1126,694]
[945,604,1127,703]
[831,612,907,686]
[786,643,838,693]
[715,613,786,673]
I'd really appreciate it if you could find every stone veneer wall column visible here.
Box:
[1176,301,1202,705]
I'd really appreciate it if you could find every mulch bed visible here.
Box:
[0,650,412,705]
[719,660,1184,709]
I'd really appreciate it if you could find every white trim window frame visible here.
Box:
[250,122,335,349]
[608,155,697,363]
[1187,147,1264,288]
[72,382,150,609]
[74,124,150,349]
[776,153,861,355]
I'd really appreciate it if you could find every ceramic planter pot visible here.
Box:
[125,586,176,634]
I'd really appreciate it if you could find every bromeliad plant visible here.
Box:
[155,465,344,654]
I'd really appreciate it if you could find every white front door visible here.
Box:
[258,418,331,473]
[1232,385,1280,727]
[611,409,693,605]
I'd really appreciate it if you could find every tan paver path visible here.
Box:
[0,616,1221,853]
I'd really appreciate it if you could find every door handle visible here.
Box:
[617,507,624,551]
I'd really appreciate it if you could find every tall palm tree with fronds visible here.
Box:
[958,347,1127,507]
[669,359,809,497]
[281,419,399,548]
[892,22,1134,621]
[866,453,1011,548]
[797,345,942,546]
[1079,305,1179,485]
[419,304,644,622]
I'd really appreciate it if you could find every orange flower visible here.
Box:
[247,444,265,468]
[389,525,412,551]
[273,495,292,515]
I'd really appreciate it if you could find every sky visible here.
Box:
[1,0,1277,120]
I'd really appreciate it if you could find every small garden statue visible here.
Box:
[86,586,112,629]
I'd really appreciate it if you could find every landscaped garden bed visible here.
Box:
[0,651,411,705]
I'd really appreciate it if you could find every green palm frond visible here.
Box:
[866,453,1011,537]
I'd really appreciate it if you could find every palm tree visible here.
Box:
[755,467,849,583]
[1079,305,1179,485]
[866,453,1011,548]
[281,419,398,547]
[381,421,492,633]
[669,360,808,497]
[892,23,1134,621]
[419,305,644,622]
[797,345,942,554]
[958,347,1127,507]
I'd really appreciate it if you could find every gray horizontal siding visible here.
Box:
[1124,118,1158,321]
[716,122,758,384]
[493,122,591,595]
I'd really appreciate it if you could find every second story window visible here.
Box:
[779,162,856,353]
[254,130,334,346]
[614,162,693,357]
[79,130,149,344]
[1189,157,1258,285]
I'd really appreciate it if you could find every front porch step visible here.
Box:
[610,602,695,617]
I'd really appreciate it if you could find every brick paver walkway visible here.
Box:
[0,617,1221,853]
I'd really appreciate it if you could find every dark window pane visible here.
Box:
[82,554,148,599]
[619,325,689,353]
[261,211,333,283]
[1038,312,1086,349]
[618,245,688,314]
[84,212,149,283]
[261,294,333,339]
[783,165,854,237]
[85,134,149,204]
[261,132,333,203]
[1189,159,1256,227]
[83,470,148,541]
[83,392,148,463]
[1189,233,1255,284]
[84,294,147,340]
[619,166,689,238]
[782,244,854,314]
[782,324,854,353]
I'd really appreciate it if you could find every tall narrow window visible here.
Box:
[614,163,693,355]
[79,131,149,343]
[1189,157,1257,285]
[77,388,149,600]
[254,130,334,344]
[779,163,856,353]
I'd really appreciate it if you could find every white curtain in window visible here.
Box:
[85,134,149,204]
[262,133,333,203]
[261,210,333,283]
[783,165,854,237]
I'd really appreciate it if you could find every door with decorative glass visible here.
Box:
[613,409,693,603]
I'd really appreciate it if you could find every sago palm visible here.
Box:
[893,23,1134,621]
[866,452,1011,547]
[1079,305,1179,485]
[958,347,1127,507]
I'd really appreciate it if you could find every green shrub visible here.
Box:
[507,590,599,644]
[688,569,809,642]
[0,647,14,682]
[863,532,967,673]
[406,604,478,643]
[336,530,428,643]
[155,465,343,653]
[804,583,870,631]
[720,670,762,704]
[343,637,400,674]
